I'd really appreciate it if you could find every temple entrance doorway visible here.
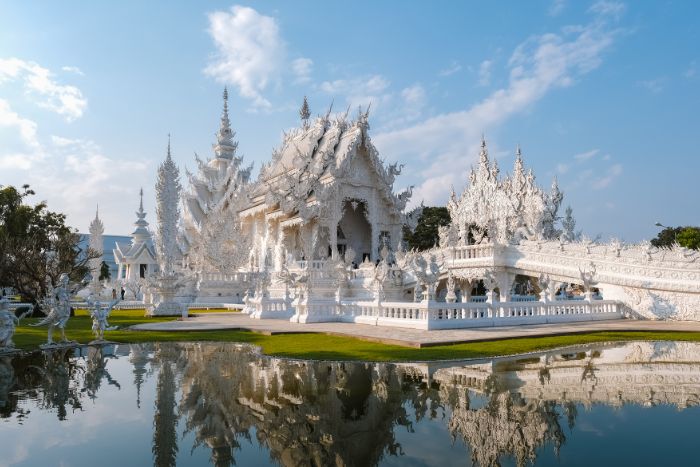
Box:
[339,199,371,264]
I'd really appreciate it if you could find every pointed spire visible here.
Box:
[478,134,489,171]
[513,144,525,179]
[166,133,172,160]
[132,187,151,243]
[89,203,104,236]
[299,96,311,128]
[213,87,237,160]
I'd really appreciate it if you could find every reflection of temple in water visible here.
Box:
[427,341,700,466]
[1,341,699,466]
[167,341,700,467]
[175,343,413,467]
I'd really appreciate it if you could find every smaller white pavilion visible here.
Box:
[113,189,158,282]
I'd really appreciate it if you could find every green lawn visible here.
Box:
[11,309,700,362]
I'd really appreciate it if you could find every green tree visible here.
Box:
[402,207,451,251]
[651,225,700,249]
[650,226,683,248]
[0,184,97,309]
[99,260,111,281]
[677,227,700,250]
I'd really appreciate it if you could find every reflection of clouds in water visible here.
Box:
[0,346,151,467]
[576,421,606,437]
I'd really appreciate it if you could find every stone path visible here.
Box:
[130,313,700,348]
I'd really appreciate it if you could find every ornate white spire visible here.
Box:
[478,135,490,176]
[132,187,151,244]
[213,87,238,160]
[90,204,104,235]
[89,204,104,292]
[155,137,182,275]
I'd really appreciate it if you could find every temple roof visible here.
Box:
[243,110,411,217]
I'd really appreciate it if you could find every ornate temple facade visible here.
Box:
[130,90,700,322]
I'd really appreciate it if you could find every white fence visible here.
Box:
[329,298,621,329]
[248,297,293,319]
[450,244,495,260]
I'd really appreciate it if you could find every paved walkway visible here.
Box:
[130,313,700,348]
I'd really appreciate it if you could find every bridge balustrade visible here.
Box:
[332,298,621,329]
[451,244,495,260]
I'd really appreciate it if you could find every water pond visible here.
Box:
[1,340,699,466]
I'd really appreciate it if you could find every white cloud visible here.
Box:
[592,163,622,189]
[589,1,626,18]
[204,5,285,110]
[573,148,599,161]
[401,84,426,106]
[291,57,313,84]
[320,74,391,111]
[0,98,44,171]
[374,10,620,206]
[0,58,87,121]
[639,78,664,93]
[478,60,493,86]
[0,113,149,232]
[549,0,566,16]
[556,163,570,174]
[61,65,84,76]
[439,60,462,77]
[684,60,697,79]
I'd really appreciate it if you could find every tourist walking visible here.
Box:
[112,288,117,300]
[120,287,125,300]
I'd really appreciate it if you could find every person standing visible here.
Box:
[112,288,117,300]
[120,287,125,300]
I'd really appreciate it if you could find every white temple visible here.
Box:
[113,189,157,283]
[118,89,700,322]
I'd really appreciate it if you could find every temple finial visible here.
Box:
[213,87,236,160]
[299,95,310,127]
[516,143,521,158]
[167,134,172,159]
[139,187,144,212]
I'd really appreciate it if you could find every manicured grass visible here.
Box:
[11,309,700,361]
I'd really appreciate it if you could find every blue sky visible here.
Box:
[0,0,697,241]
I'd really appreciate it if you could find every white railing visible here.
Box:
[451,244,494,260]
[200,272,251,283]
[249,297,293,319]
[112,300,146,310]
[293,260,326,270]
[511,295,538,302]
[7,302,34,312]
[188,303,243,311]
[333,298,621,330]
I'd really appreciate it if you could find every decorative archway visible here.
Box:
[338,199,371,263]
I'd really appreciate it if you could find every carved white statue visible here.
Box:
[87,295,119,342]
[31,273,74,346]
[0,298,30,350]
